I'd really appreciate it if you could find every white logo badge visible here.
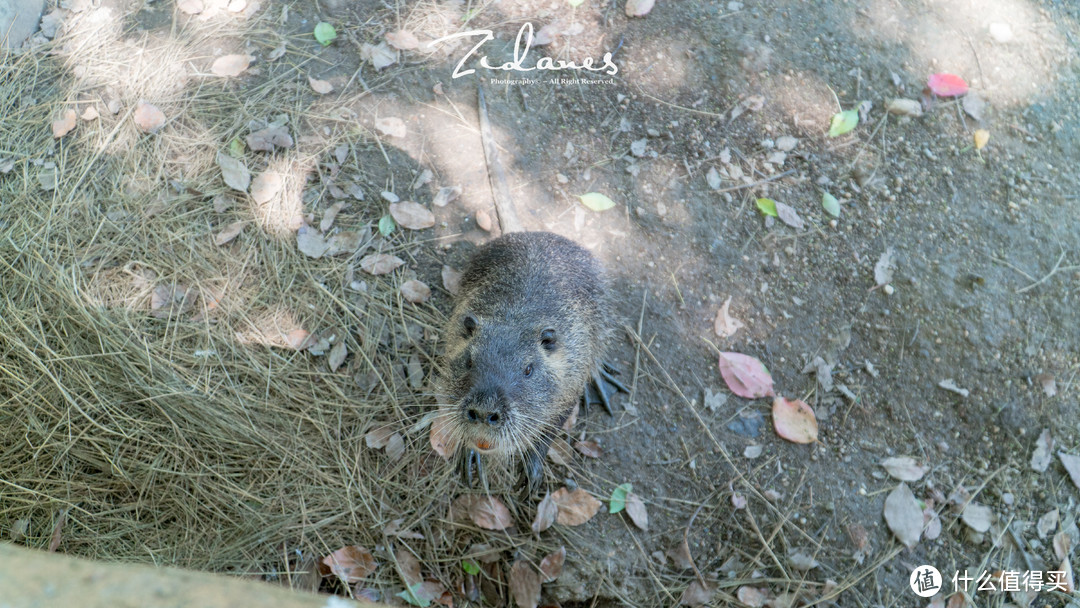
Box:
[910,565,942,598]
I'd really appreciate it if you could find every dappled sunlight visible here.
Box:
[248,155,308,237]
[863,0,1068,105]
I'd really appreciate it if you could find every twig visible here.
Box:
[712,169,797,194]
[991,256,1037,282]
[1016,250,1067,293]
[684,502,708,587]
[477,86,522,234]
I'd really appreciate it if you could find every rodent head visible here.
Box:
[438,311,570,460]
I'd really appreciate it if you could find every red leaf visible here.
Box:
[717,352,775,398]
[927,73,968,97]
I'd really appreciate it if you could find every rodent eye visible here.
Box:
[463,314,478,336]
[524,364,533,377]
[540,328,556,351]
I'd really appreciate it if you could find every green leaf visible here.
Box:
[462,559,481,576]
[397,583,431,607]
[228,137,245,158]
[567,0,584,6]
[378,214,396,236]
[578,192,616,212]
[314,22,337,46]
[828,109,858,137]
[755,198,778,217]
[821,191,841,218]
[609,483,632,514]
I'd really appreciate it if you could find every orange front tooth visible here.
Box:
[476,440,492,450]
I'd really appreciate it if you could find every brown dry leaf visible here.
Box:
[880,456,927,482]
[441,265,462,295]
[552,487,601,526]
[150,284,195,319]
[211,54,253,77]
[322,546,376,584]
[680,580,716,607]
[774,201,805,229]
[532,492,557,534]
[385,30,420,50]
[177,0,202,13]
[383,518,424,540]
[297,225,330,258]
[945,593,966,608]
[1058,452,1080,491]
[429,416,456,459]
[395,548,422,587]
[625,0,655,17]
[1031,428,1054,472]
[772,397,818,444]
[385,432,405,461]
[251,171,282,205]
[432,185,462,207]
[319,202,345,232]
[1054,531,1071,561]
[267,43,286,61]
[573,440,601,458]
[81,106,99,121]
[736,586,769,608]
[366,426,394,449]
[475,210,492,232]
[1037,373,1057,397]
[359,253,405,275]
[308,76,333,95]
[469,496,513,530]
[401,279,431,303]
[52,109,77,138]
[713,295,744,338]
[360,42,397,70]
[625,492,649,531]
[538,546,565,582]
[1036,509,1058,538]
[246,126,293,152]
[216,151,250,192]
[731,492,748,509]
[547,438,574,466]
[133,101,166,133]
[214,221,245,246]
[375,116,408,138]
[327,340,347,372]
[884,483,923,548]
[1059,556,1075,593]
[667,539,694,570]
[509,560,541,608]
[923,505,942,540]
[961,502,993,533]
[389,201,435,229]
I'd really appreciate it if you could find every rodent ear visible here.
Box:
[540,328,556,350]
[463,314,478,336]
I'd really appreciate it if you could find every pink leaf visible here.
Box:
[717,352,775,398]
[772,397,818,444]
[927,73,968,97]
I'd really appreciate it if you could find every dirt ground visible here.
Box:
[2,0,1080,607]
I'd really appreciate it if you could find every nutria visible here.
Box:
[437,231,626,493]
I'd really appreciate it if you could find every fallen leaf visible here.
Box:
[360,42,397,70]
[308,76,333,94]
[776,135,799,151]
[150,284,195,318]
[322,546,376,584]
[1037,509,1059,539]
[552,487,601,526]
[401,280,431,303]
[1057,556,1074,593]
[789,550,819,571]
[579,192,616,212]
[52,109,77,138]
[385,432,405,461]
[625,0,655,17]
[717,352,775,399]
[246,126,293,152]
[822,191,841,217]
[923,506,942,540]
[360,253,405,275]
[532,492,557,534]
[177,0,202,14]
[973,129,990,150]
[216,151,251,192]
[774,201,805,229]
[297,225,330,258]
[886,98,922,117]
[625,492,649,531]
[680,580,716,606]
[267,43,286,61]
[609,483,630,514]
[828,108,859,137]
[320,202,345,232]
[214,221,245,245]
[429,416,456,459]
[630,138,648,157]
[375,116,407,138]
[874,248,895,287]
[211,54,253,77]
[441,265,462,295]
[469,496,513,530]
[396,548,422,587]
[251,171,282,205]
[880,456,927,482]
[509,560,541,608]
[736,586,768,608]
[390,202,435,229]
[313,22,337,46]
[731,492,747,509]
[366,425,394,449]
[432,185,462,208]
[755,198,778,217]
[938,379,969,397]
[962,91,987,121]
[133,101,166,133]
[706,166,722,190]
[884,483,923,548]
[1031,429,1054,472]
[928,73,968,97]
[539,546,565,582]
[1060,452,1080,491]
[961,502,993,533]
[1037,373,1056,397]
[386,30,419,50]
[714,296,744,338]
[772,397,818,444]
[1054,531,1071,561]
[327,340,347,372]
[573,440,602,458]
[475,210,492,232]
[744,445,763,458]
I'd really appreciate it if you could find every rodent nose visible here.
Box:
[465,408,502,427]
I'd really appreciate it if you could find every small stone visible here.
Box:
[988,22,1013,43]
